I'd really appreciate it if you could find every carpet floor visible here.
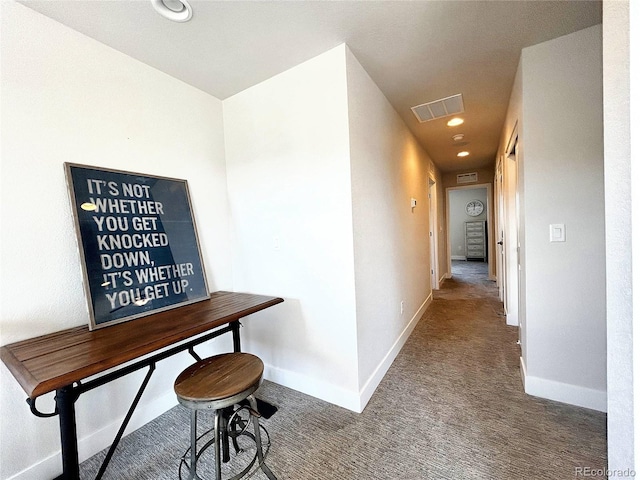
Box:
[80,260,607,479]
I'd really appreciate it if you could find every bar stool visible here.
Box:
[174,352,277,480]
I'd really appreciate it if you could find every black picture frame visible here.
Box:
[65,163,210,330]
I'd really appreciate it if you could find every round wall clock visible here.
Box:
[466,200,484,216]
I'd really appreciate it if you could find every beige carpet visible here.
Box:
[80,261,607,479]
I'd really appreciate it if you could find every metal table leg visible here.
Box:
[231,320,242,352]
[55,386,81,480]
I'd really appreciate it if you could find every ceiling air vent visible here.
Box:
[411,94,464,123]
[457,172,478,184]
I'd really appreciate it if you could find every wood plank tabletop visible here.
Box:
[0,291,283,399]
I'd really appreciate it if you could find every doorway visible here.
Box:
[445,184,493,280]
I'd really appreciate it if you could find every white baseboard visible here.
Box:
[358,293,432,411]
[77,390,178,460]
[506,312,518,326]
[451,255,466,261]
[6,449,61,480]
[264,363,361,413]
[264,293,433,415]
[520,357,607,412]
[7,391,178,480]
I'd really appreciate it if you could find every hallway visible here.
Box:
[443,260,494,300]
[425,260,607,478]
[80,264,607,479]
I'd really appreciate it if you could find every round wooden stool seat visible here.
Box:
[175,353,264,410]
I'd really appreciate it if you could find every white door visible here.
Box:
[429,179,439,290]
[495,157,507,306]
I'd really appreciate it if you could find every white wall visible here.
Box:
[633,0,640,467]
[224,44,440,412]
[603,0,635,471]
[500,25,606,411]
[0,3,231,478]
[223,45,361,410]
[447,187,488,260]
[345,47,433,406]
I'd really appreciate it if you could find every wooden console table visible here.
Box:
[1,291,283,480]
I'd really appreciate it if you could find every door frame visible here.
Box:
[445,183,494,278]
[428,177,440,290]
[495,156,507,305]
[504,123,520,328]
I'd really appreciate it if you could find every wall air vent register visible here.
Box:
[457,172,478,184]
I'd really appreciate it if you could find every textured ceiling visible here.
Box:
[19,0,602,172]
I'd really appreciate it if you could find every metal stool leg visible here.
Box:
[214,410,222,480]
[191,410,197,475]
[221,407,231,462]
[183,409,202,480]
[247,395,277,480]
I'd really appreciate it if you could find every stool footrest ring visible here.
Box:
[178,403,274,480]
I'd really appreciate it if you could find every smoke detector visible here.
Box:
[151,0,192,22]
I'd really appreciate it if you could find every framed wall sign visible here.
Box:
[65,163,210,330]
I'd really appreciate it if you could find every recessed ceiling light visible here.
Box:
[447,117,464,127]
[151,0,192,22]
[452,133,465,142]
[457,151,470,157]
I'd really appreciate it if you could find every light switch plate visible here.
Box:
[549,224,566,242]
